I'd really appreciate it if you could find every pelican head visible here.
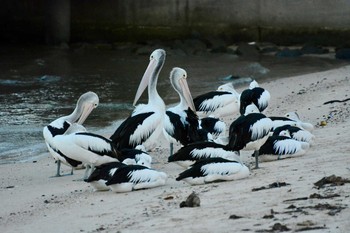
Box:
[133,49,166,106]
[243,103,260,115]
[249,80,259,89]
[170,67,196,112]
[75,91,99,124]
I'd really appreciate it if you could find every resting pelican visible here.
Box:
[239,80,271,114]
[110,49,166,151]
[193,82,240,118]
[43,91,99,177]
[163,67,210,155]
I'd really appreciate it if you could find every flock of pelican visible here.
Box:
[43,49,315,192]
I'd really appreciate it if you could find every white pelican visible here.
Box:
[239,80,270,114]
[175,157,249,185]
[163,67,210,155]
[110,49,166,151]
[43,91,99,177]
[193,82,240,118]
[228,104,273,169]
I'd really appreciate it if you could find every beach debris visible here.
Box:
[252,182,290,192]
[319,121,327,126]
[258,222,290,232]
[179,192,200,208]
[314,175,350,189]
[228,214,243,219]
[295,220,327,232]
[323,97,350,105]
[283,192,341,203]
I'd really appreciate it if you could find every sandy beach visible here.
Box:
[1,63,350,232]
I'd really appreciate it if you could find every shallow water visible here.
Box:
[0,45,347,164]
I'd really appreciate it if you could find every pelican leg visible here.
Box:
[170,143,174,156]
[254,150,259,169]
[70,167,74,175]
[55,160,61,177]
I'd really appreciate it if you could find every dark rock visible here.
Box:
[236,43,260,57]
[229,214,243,219]
[301,44,329,54]
[335,48,350,60]
[276,48,302,57]
[179,192,200,208]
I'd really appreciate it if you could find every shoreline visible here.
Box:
[1,65,350,232]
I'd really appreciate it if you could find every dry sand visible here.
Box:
[1,64,350,233]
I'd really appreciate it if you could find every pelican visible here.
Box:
[43,91,99,177]
[254,135,310,161]
[228,104,273,169]
[273,125,315,144]
[163,67,210,155]
[168,141,241,168]
[285,112,314,132]
[105,165,168,192]
[239,80,271,114]
[193,82,240,118]
[110,49,166,151]
[175,157,250,185]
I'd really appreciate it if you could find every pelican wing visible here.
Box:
[110,112,154,149]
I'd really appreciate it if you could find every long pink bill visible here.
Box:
[133,59,157,106]
[179,78,196,113]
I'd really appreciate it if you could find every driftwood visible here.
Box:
[323,98,350,105]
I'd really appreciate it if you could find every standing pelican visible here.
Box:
[110,49,166,151]
[163,68,210,155]
[228,104,273,169]
[43,91,99,177]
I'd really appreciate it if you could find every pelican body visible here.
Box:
[176,157,250,185]
[168,141,240,168]
[105,165,167,192]
[255,135,310,161]
[193,82,240,118]
[228,104,273,168]
[239,80,270,114]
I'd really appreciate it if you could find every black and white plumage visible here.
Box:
[168,141,240,168]
[52,132,121,178]
[110,49,166,151]
[239,80,270,114]
[119,148,152,168]
[163,68,209,153]
[198,116,226,137]
[175,158,249,185]
[105,165,167,192]
[254,135,310,161]
[228,104,273,168]
[84,162,126,191]
[43,91,99,177]
[273,125,315,144]
[193,82,240,118]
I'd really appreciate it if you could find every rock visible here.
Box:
[179,192,200,208]
[335,48,350,60]
[301,44,329,54]
[275,48,302,57]
[236,43,260,57]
